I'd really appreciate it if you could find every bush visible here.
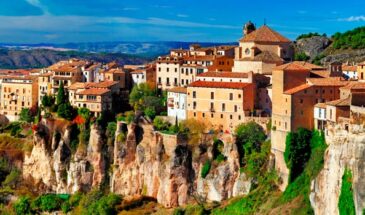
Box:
[294,52,310,61]
[19,108,34,123]
[296,32,322,40]
[31,194,63,212]
[338,169,356,215]
[332,27,365,49]
[86,194,121,215]
[57,103,75,120]
[153,117,170,131]
[144,107,156,120]
[201,160,211,179]
[13,196,31,215]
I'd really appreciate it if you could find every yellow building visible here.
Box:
[38,72,52,104]
[187,81,255,133]
[233,22,293,75]
[357,62,365,81]
[0,76,38,121]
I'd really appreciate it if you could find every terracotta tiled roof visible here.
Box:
[90,81,119,88]
[168,87,187,94]
[184,55,217,61]
[284,84,312,95]
[314,103,327,109]
[275,61,323,71]
[342,65,357,72]
[310,70,331,78]
[240,25,291,43]
[105,68,124,74]
[340,82,365,90]
[198,71,249,78]
[241,51,284,63]
[77,88,110,95]
[326,97,350,107]
[306,77,348,87]
[189,80,251,89]
[69,82,90,90]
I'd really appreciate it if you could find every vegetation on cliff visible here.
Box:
[332,27,365,49]
[338,168,356,215]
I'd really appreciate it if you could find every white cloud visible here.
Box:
[123,7,139,11]
[25,0,50,15]
[177,14,189,18]
[338,15,365,22]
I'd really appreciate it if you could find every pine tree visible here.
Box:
[56,81,66,105]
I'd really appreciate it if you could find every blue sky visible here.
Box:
[1,0,365,43]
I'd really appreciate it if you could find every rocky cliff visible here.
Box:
[21,117,251,208]
[23,119,107,194]
[294,36,331,60]
[310,123,365,214]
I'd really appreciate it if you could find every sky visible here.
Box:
[1,0,365,44]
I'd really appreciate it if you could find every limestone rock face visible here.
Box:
[294,36,330,60]
[22,120,106,194]
[310,124,365,215]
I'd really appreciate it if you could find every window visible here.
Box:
[182,79,185,85]
[175,68,177,72]
[167,68,169,72]
[194,112,196,117]
[210,102,214,110]
[174,78,177,85]
[221,114,223,118]
[158,77,161,84]
[211,92,214,99]
[230,115,233,119]
[234,105,237,112]
[193,91,196,98]
[222,103,225,111]
[166,78,170,85]
[193,101,196,109]
[158,67,161,72]
[238,115,241,120]
[238,94,241,99]
[211,113,214,118]
[300,99,303,104]
[229,93,233,100]
[202,113,205,117]
[245,48,250,55]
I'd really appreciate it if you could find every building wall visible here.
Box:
[0,80,38,121]
[186,85,255,132]
[167,92,187,121]
[156,62,182,90]
[357,64,365,81]
[74,93,112,115]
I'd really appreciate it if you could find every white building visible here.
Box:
[167,87,187,122]
[342,65,357,80]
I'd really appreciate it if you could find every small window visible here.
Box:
[229,93,233,100]
[211,92,214,99]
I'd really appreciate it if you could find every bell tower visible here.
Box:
[243,20,256,36]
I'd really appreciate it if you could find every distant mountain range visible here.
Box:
[0,41,236,69]
[0,41,237,58]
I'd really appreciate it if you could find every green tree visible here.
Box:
[153,117,170,131]
[56,81,66,105]
[129,83,155,110]
[41,95,54,108]
[284,128,312,182]
[19,108,33,123]
[294,52,310,61]
[144,107,156,120]
[57,103,75,120]
[235,122,266,166]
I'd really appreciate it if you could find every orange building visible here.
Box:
[187,81,255,133]
[271,61,348,189]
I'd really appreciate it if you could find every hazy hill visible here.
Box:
[0,48,150,69]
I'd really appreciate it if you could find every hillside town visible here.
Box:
[1,21,365,214]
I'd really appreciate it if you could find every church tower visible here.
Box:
[243,21,256,36]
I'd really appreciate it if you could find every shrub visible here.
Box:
[57,103,75,120]
[86,194,121,215]
[13,196,31,215]
[215,154,226,163]
[2,169,20,188]
[338,169,356,215]
[144,107,156,120]
[31,194,63,212]
[296,32,322,40]
[201,160,211,179]
[294,52,310,61]
[153,117,170,131]
[125,111,135,124]
[19,108,34,123]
